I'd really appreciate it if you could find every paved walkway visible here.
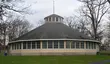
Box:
[90,60,110,64]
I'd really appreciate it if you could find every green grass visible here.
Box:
[100,51,110,55]
[100,51,110,53]
[0,52,3,56]
[105,62,110,64]
[0,55,110,64]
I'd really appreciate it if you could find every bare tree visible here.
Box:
[64,15,92,37]
[0,21,9,46]
[78,0,110,40]
[64,16,79,29]
[8,17,33,41]
[37,19,45,27]
[0,0,32,51]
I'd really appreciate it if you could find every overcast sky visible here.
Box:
[23,0,81,27]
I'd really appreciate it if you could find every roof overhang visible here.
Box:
[8,39,101,44]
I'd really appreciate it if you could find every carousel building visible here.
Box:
[8,14,100,55]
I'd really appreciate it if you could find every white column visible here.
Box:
[64,41,66,49]
[52,41,54,49]
[70,41,71,49]
[10,44,12,50]
[75,42,76,49]
[47,41,48,49]
[58,41,60,49]
[84,42,86,49]
[58,18,60,22]
[80,42,81,49]
[40,41,42,49]
[35,41,37,49]
[55,17,56,22]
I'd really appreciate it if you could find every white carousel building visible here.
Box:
[8,14,100,55]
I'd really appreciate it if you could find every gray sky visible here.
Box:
[23,0,81,26]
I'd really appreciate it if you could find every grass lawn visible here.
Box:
[100,51,110,55]
[0,55,110,64]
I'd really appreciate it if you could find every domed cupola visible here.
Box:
[44,14,64,23]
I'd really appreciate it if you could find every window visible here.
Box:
[12,44,15,50]
[42,41,47,49]
[48,41,53,48]
[23,42,26,49]
[89,42,90,49]
[15,43,17,50]
[19,43,21,49]
[93,43,96,49]
[59,41,64,48]
[56,17,58,21]
[32,42,36,49]
[71,41,75,48]
[17,43,19,49]
[76,42,80,48]
[81,42,84,49]
[27,42,31,49]
[66,41,71,48]
[86,42,89,49]
[37,41,40,49]
[91,42,94,49]
[49,17,51,21]
[54,40,58,48]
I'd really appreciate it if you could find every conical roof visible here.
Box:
[15,23,89,41]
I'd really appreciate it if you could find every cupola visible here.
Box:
[44,14,64,23]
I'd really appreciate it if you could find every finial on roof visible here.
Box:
[53,0,55,14]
